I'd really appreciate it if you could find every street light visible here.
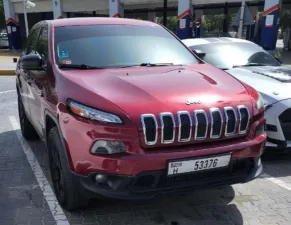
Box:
[23,0,36,38]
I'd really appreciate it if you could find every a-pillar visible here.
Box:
[223,3,228,33]
[3,0,21,50]
[109,0,124,18]
[177,0,193,39]
[53,0,66,19]
[260,0,282,50]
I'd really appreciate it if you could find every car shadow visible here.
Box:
[262,150,291,179]
[26,137,244,225]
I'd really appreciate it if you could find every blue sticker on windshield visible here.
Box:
[58,50,69,58]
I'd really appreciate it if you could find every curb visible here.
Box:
[0,70,16,75]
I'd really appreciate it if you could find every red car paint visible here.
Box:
[17,18,266,191]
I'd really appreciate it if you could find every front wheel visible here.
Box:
[47,127,89,211]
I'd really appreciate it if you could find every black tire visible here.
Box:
[18,92,39,140]
[47,127,89,211]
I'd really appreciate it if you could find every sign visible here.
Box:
[266,15,274,27]
[7,26,11,34]
[12,27,16,32]
[180,19,186,29]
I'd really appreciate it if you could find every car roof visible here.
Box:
[182,37,251,47]
[46,17,159,28]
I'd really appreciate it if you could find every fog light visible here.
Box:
[95,174,107,183]
[91,140,126,155]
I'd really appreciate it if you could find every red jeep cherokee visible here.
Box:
[16,18,266,210]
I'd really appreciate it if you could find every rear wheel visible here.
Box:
[17,92,39,140]
[47,127,89,211]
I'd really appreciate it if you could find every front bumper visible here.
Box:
[265,99,291,150]
[70,157,262,199]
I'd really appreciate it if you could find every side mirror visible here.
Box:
[274,56,282,64]
[19,54,43,70]
[192,49,206,60]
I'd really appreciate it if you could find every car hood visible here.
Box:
[226,65,291,105]
[60,64,252,120]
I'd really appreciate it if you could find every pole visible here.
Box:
[223,3,228,33]
[163,0,167,27]
[238,0,245,38]
[23,0,29,38]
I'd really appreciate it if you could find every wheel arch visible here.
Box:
[44,110,74,170]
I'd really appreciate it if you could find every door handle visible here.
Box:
[27,81,32,85]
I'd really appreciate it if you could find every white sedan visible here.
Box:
[182,37,291,151]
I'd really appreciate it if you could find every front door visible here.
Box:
[28,26,49,134]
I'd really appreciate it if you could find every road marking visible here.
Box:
[0,90,16,94]
[9,116,70,225]
[261,172,291,191]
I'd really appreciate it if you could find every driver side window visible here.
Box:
[26,28,40,55]
[36,27,48,64]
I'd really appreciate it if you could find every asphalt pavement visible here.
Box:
[1,76,291,225]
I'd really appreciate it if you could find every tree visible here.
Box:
[157,16,178,33]
[280,9,291,31]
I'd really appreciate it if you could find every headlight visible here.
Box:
[68,100,122,124]
[256,92,264,110]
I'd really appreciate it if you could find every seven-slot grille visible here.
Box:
[141,106,250,145]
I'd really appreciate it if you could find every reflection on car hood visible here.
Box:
[226,65,291,104]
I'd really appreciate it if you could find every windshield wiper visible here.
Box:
[140,63,183,67]
[117,63,183,68]
[232,63,268,68]
[58,64,105,70]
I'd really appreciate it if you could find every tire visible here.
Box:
[47,127,89,211]
[18,93,39,140]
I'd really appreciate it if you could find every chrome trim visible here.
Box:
[237,105,250,134]
[159,112,175,144]
[141,114,158,145]
[224,107,237,137]
[177,111,192,142]
[210,107,223,139]
[194,110,208,140]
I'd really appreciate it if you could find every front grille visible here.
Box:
[238,106,250,134]
[195,110,208,140]
[160,113,175,143]
[141,114,157,145]
[141,106,250,145]
[279,109,291,140]
[225,107,237,136]
[177,111,192,142]
[210,108,223,138]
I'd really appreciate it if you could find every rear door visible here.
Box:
[17,27,40,118]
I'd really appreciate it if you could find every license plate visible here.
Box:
[167,154,231,176]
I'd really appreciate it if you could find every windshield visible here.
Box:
[54,25,199,68]
[190,42,280,69]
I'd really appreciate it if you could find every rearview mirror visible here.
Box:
[19,54,44,70]
[192,49,206,60]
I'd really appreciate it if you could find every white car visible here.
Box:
[182,37,291,151]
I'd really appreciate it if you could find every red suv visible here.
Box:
[16,18,266,210]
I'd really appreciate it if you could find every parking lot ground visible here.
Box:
[2,76,291,225]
